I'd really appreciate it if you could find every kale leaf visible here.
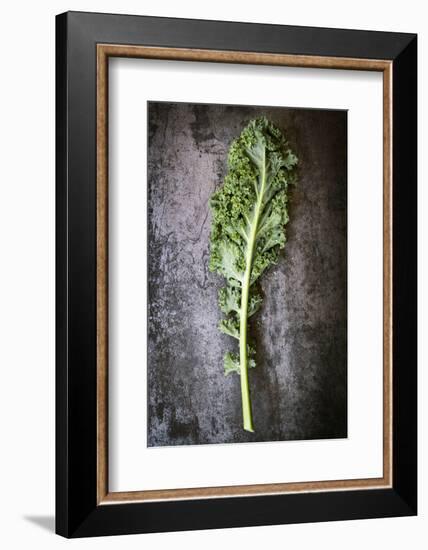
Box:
[209,117,297,432]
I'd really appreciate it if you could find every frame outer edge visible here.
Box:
[392,35,418,513]
[55,11,70,538]
[64,11,416,60]
[56,11,418,537]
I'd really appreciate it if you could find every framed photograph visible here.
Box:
[56,11,417,537]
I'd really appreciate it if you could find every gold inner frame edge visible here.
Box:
[96,44,393,505]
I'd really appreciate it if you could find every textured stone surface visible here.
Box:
[147,102,347,446]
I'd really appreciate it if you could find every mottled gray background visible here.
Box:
[147,102,347,446]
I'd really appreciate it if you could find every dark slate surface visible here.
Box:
[147,102,347,446]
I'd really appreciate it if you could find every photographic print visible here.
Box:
[147,101,347,446]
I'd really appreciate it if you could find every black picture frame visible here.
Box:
[56,11,417,538]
